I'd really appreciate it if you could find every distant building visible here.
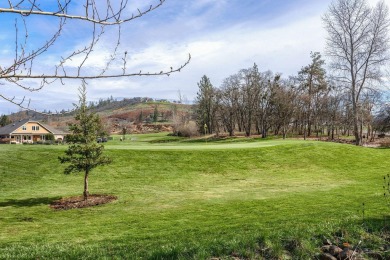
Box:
[0,119,68,144]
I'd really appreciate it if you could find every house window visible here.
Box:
[32,126,40,131]
[22,125,26,130]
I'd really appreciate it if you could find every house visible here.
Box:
[0,119,68,144]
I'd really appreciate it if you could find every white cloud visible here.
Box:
[2,0,387,114]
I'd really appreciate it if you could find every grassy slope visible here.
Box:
[0,136,389,259]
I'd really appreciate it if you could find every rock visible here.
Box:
[320,253,337,260]
[323,239,333,245]
[338,248,354,260]
[329,245,343,256]
[321,245,331,253]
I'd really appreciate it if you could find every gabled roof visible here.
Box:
[39,122,68,135]
[0,119,68,135]
[0,119,30,135]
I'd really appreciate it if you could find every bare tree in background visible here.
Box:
[0,0,190,110]
[323,0,390,145]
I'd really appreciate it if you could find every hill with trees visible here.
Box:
[4,97,194,135]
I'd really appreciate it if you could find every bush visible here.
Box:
[174,121,199,137]
[0,138,11,144]
[45,133,55,141]
[379,138,390,148]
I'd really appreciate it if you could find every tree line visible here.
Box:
[196,0,390,145]
[196,53,386,143]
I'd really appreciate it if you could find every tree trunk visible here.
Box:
[84,169,89,201]
[353,112,361,145]
[352,93,361,145]
[331,126,335,140]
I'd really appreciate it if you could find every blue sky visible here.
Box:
[0,0,381,114]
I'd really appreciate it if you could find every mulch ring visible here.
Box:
[50,194,117,210]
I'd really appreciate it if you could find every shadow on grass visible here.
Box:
[359,217,390,233]
[0,197,60,208]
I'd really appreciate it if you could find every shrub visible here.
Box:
[379,138,390,148]
[0,138,11,144]
[174,121,199,137]
[45,133,55,141]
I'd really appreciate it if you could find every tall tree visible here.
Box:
[323,0,390,145]
[270,79,297,139]
[255,70,277,138]
[59,82,112,201]
[219,76,240,136]
[298,52,327,138]
[237,64,261,137]
[196,75,215,134]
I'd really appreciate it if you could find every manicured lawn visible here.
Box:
[0,135,389,259]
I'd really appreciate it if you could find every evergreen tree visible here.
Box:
[59,82,112,201]
[153,105,159,123]
[196,75,215,134]
[298,52,327,138]
[0,115,10,127]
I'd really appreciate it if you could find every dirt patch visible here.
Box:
[50,194,117,210]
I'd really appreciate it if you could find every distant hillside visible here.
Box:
[7,97,194,134]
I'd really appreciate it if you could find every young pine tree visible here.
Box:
[59,83,112,201]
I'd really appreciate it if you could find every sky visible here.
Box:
[0,0,384,114]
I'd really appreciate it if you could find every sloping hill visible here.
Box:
[8,98,194,134]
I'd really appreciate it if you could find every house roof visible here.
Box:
[0,119,68,135]
[0,118,30,135]
[39,122,68,135]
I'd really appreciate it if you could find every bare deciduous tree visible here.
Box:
[219,76,240,136]
[0,0,190,110]
[323,0,390,145]
[270,78,297,139]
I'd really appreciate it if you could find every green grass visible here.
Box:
[0,134,389,259]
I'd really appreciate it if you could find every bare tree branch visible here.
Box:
[0,0,166,25]
[0,0,191,113]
